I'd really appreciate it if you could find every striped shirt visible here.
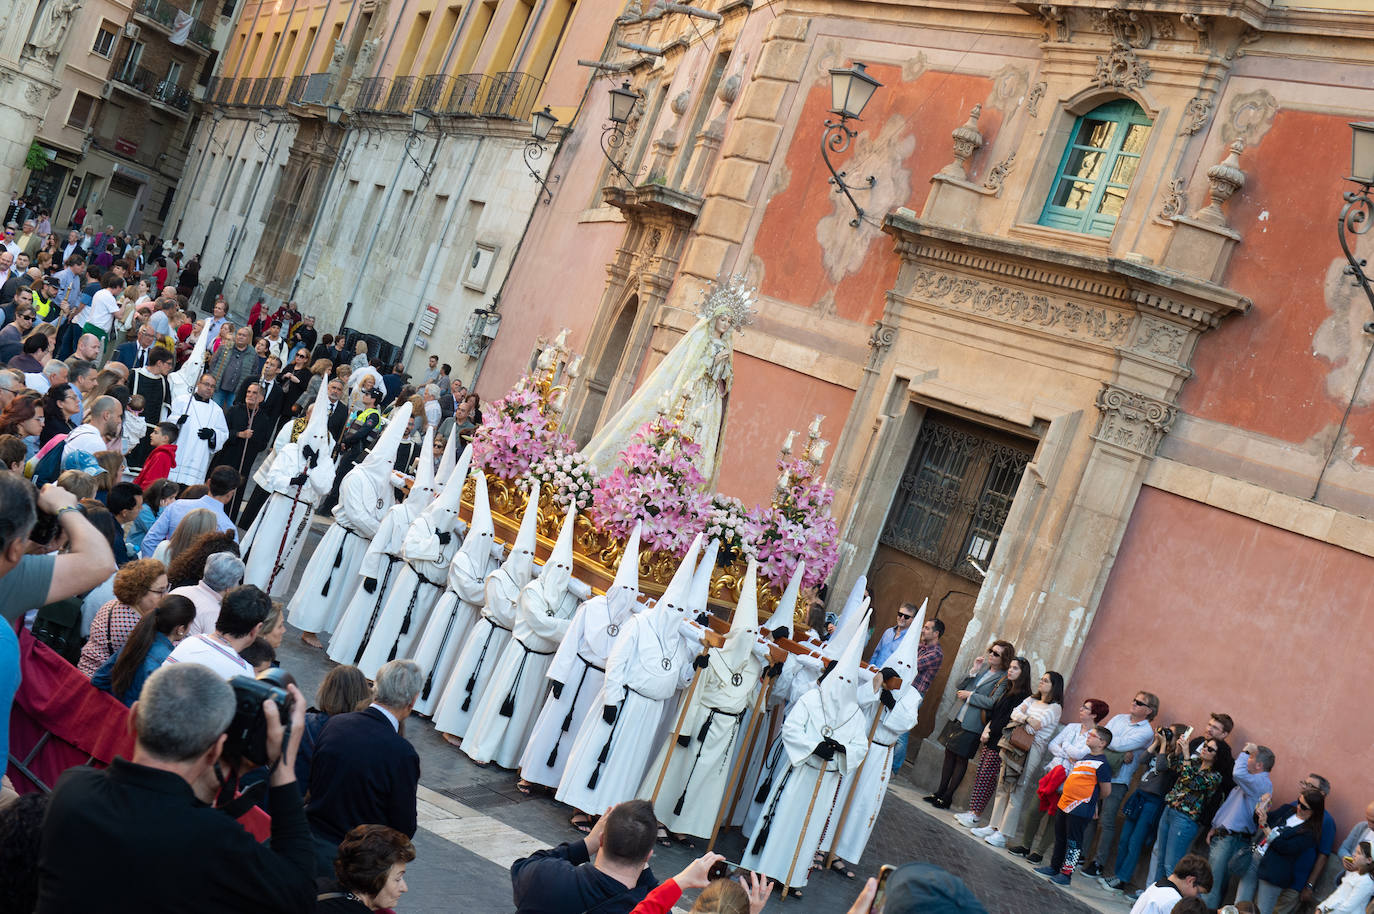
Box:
[164,633,253,680]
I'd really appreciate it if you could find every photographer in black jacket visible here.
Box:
[35,663,313,913]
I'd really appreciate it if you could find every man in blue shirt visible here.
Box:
[1202,742,1275,907]
[869,601,918,668]
[140,466,240,558]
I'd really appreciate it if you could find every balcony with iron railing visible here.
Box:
[133,0,215,50]
[356,77,390,112]
[111,57,193,114]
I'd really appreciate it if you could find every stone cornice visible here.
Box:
[601,183,703,223]
[884,209,1251,331]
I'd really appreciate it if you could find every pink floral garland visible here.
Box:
[469,378,576,480]
[589,416,711,556]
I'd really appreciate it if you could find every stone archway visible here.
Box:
[574,294,639,442]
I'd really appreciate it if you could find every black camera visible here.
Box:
[1158,726,1174,742]
[224,668,296,767]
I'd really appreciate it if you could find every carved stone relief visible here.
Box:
[1093,384,1177,457]
[1027,81,1047,118]
[1131,315,1189,363]
[991,65,1029,111]
[1036,5,1070,43]
[1094,41,1151,91]
[908,267,1134,345]
[1180,96,1213,136]
[1157,176,1187,222]
[983,154,1016,195]
[1221,89,1278,148]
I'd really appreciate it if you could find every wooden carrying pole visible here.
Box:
[706,652,782,853]
[647,643,712,808]
[822,707,885,869]
[781,755,830,896]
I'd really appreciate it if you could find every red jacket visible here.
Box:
[134,444,177,487]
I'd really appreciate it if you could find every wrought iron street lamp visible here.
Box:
[325,103,344,126]
[601,80,642,183]
[253,107,272,153]
[404,108,438,187]
[821,61,882,228]
[524,105,561,205]
[1339,121,1374,333]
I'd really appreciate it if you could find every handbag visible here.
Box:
[938,718,965,747]
[1121,790,1144,822]
[999,724,1034,753]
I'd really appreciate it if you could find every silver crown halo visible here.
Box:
[696,274,758,331]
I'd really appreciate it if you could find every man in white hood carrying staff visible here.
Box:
[409,469,504,716]
[325,426,436,667]
[641,556,769,843]
[431,481,541,743]
[555,535,707,833]
[355,436,468,678]
[462,502,590,769]
[741,611,871,897]
[518,522,644,794]
[240,378,336,596]
[819,604,925,874]
[289,402,415,648]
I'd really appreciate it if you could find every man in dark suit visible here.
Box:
[307,659,422,874]
[35,663,314,912]
[237,353,285,420]
[114,322,159,371]
[325,377,348,441]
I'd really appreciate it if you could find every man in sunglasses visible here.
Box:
[0,305,34,362]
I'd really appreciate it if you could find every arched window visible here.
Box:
[1039,99,1153,237]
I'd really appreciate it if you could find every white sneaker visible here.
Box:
[984,831,1008,848]
[954,812,979,827]
[970,825,996,838]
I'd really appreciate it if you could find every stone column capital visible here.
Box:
[1092,383,1177,457]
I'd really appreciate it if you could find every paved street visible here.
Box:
[277,523,1131,914]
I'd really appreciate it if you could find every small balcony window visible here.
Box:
[92,26,117,57]
[1038,99,1152,238]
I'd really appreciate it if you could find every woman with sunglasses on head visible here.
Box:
[955,655,1033,830]
[977,670,1063,849]
[1242,787,1328,914]
[1154,729,1224,885]
[925,639,1015,810]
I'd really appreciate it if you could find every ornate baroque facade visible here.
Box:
[479,0,1374,825]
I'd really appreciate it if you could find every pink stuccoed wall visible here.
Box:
[1070,487,1372,832]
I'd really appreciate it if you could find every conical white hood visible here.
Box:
[358,401,412,474]
[539,501,577,602]
[454,470,494,566]
[819,607,868,722]
[503,480,541,586]
[442,439,472,499]
[762,559,806,637]
[653,533,702,618]
[826,576,870,658]
[421,444,468,533]
[403,425,437,508]
[718,556,759,668]
[885,598,925,698]
[688,538,720,617]
[606,523,642,615]
[434,430,458,485]
[297,362,335,453]
[168,320,213,401]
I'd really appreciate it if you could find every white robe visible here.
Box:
[462,578,585,768]
[519,594,638,789]
[740,652,823,833]
[639,643,766,839]
[355,523,459,679]
[287,463,394,634]
[241,426,335,598]
[325,502,418,667]
[410,540,505,717]
[555,613,702,816]
[166,394,227,485]
[430,567,522,739]
[739,688,869,889]
[820,687,923,863]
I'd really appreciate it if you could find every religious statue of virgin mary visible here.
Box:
[582,275,757,486]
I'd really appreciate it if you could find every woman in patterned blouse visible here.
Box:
[76,558,168,677]
[1154,735,1224,882]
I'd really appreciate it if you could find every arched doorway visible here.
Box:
[574,295,639,443]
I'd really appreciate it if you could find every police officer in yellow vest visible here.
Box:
[319,384,382,515]
[32,276,58,322]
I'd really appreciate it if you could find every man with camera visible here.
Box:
[0,475,117,769]
[307,658,423,873]
[165,584,271,679]
[511,799,661,914]
[35,663,314,912]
